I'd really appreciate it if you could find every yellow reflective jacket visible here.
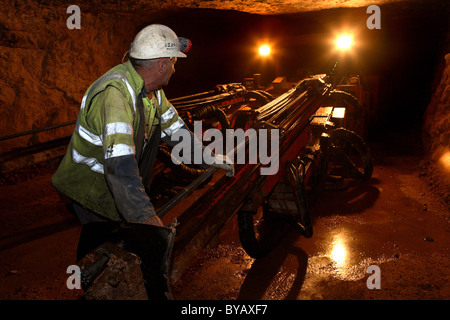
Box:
[51,60,185,222]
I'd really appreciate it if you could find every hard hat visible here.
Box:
[129,24,191,60]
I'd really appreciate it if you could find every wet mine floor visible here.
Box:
[0,131,449,300]
[172,131,450,300]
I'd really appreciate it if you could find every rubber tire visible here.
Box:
[238,205,289,259]
[325,128,373,183]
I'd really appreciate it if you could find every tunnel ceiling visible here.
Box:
[78,0,412,14]
[158,0,406,14]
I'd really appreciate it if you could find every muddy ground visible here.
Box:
[0,129,448,301]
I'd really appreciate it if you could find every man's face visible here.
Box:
[138,57,177,91]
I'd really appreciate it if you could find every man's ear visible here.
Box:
[158,59,166,73]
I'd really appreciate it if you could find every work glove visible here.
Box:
[142,215,164,227]
[210,154,235,177]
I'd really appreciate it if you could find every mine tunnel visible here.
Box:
[0,0,449,303]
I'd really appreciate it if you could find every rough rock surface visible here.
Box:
[422,53,450,205]
[80,242,148,300]
[0,0,148,153]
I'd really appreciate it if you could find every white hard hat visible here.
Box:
[129,24,191,60]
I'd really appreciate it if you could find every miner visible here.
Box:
[51,24,234,292]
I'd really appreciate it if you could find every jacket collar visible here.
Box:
[123,60,146,96]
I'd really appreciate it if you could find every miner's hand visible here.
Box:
[211,154,235,177]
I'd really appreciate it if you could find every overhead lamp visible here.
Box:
[336,35,353,50]
[259,45,271,56]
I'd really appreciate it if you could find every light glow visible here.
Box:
[332,107,346,119]
[259,45,271,56]
[330,239,347,266]
[336,35,353,50]
[439,149,450,172]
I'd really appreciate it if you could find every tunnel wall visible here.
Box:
[0,1,152,154]
[422,53,450,204]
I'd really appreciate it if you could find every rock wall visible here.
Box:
[422,53,450,205]
[0,1,149,154]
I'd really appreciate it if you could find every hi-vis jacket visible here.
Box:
[51,60,187,222]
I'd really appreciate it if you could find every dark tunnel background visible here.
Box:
[142,2,448,136]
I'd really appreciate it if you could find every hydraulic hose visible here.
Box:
[158,146,206,179]
[189,105,231,129]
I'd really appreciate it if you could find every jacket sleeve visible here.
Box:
[104,155,156,222]
[98,86,156,223]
